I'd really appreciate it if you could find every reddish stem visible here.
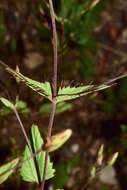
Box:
[41,0,58,189]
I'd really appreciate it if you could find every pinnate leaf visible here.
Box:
[0,158,19,184]
[20,124,55,183]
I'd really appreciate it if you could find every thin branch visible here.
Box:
[13,107,32,153]
[41,102,56,190]
[41,0,58,189]
[49,0,58,97]
[47,101,57,139]
[41,152,48,190]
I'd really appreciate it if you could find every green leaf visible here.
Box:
[0,97,14,110]
[57,84,110,102]
[0,158,19,184]
[0,62,52,100]
[39,102,73,116]
[15,100,30,114]
[20,124,55,183]
[22,79,52,100]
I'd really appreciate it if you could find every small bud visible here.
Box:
[15,65,20,83]
[88,0,100,10]
[108,152,119,166]
[44,129,72,152]
[90,166,96,179]
[97,144,104,166]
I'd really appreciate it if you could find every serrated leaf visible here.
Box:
[57,84,110,102]
[0,62,52,100]
[20,124,55,183]
[0,97,14,110]
[0,158,19,184]
[44,129,72,152]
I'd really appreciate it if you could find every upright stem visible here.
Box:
[41,102,56,190]
[41,0,58,189]
[48,0,58,98]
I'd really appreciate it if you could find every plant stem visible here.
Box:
[13,107,32,153]
[41,0,58,189]
[49,0,58,98]
[41,102,56,190]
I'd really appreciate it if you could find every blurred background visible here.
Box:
[0,0,127,189]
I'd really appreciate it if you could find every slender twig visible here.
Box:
[41,0,58,189]
[41,102,56,190]
[13,106,32,153]
[48,0,58,98]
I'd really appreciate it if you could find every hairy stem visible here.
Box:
[41,0,58,189]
